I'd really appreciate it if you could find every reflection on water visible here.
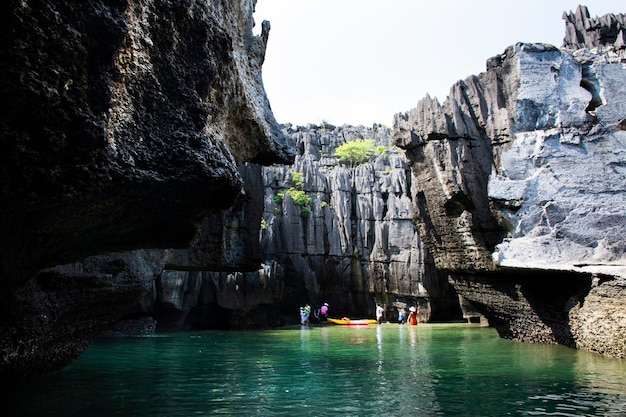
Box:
[7,324,626,416]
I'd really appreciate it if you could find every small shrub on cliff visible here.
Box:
[290,171,304,187]
[334,139,387,167]
[288,188,312,215]
[273,188,312,216]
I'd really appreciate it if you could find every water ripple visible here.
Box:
[7,325,626,416]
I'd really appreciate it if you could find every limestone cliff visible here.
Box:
[0,0,293,376]
[393,6,626,357]
[259,124,452,321]
[147,124,458,330]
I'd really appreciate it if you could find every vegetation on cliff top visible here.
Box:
[334,139,387,167]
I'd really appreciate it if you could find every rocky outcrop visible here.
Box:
[148,124,457,329]
[393,6,626,357]
[0,0,293,377]
[260,124,451,321]
[563,5,626,50]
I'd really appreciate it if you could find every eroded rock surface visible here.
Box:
[260,124,448,320]
[0,0,293,376]
[394,6,626,357]
[148,124,455,329]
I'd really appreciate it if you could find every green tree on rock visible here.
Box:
[334,139,387,167]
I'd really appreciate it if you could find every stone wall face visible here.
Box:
[0,0,293,376]
[490,45,626,277]
[393,6,626,357]
[258,124,445,321]
[150,124,451,329]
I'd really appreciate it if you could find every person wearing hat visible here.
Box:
[408,306,419,325]
[320,302,329,322]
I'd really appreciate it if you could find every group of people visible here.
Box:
[299,302,329,326]
[397,306,419,325]
[301,302,419,326]
[377,304,419,325]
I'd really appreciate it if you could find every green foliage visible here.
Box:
[274,188,312,216]
[334,139,387,167]
[290,171,304,187]
[260,218,267,230]
[287,188,312,215]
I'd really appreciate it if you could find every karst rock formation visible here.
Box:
[393,5,626,357]
[152,124,455,331]
[0,0,293,377]
[1,2,625,378]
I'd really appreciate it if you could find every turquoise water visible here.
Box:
[8,324,626,416]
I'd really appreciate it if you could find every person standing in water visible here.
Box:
[398,307,407,324]
[407,306,418,325]
[300,306,310,326]
[376,304,384,324]
[304,304,311,326]
[320,303,329,322]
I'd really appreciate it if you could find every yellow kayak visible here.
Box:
[327,317,378,325]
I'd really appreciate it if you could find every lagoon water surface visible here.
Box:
[8,323,626,416]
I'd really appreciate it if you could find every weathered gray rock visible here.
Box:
[489,43,626,279]
[569,278,626,357]
[155,261,285,330]
[0,0,293,377]
[394,5,626,357]
[563,5,626,50]
[257,124,446,321]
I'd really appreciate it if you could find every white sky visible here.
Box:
[253,1,624,127]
